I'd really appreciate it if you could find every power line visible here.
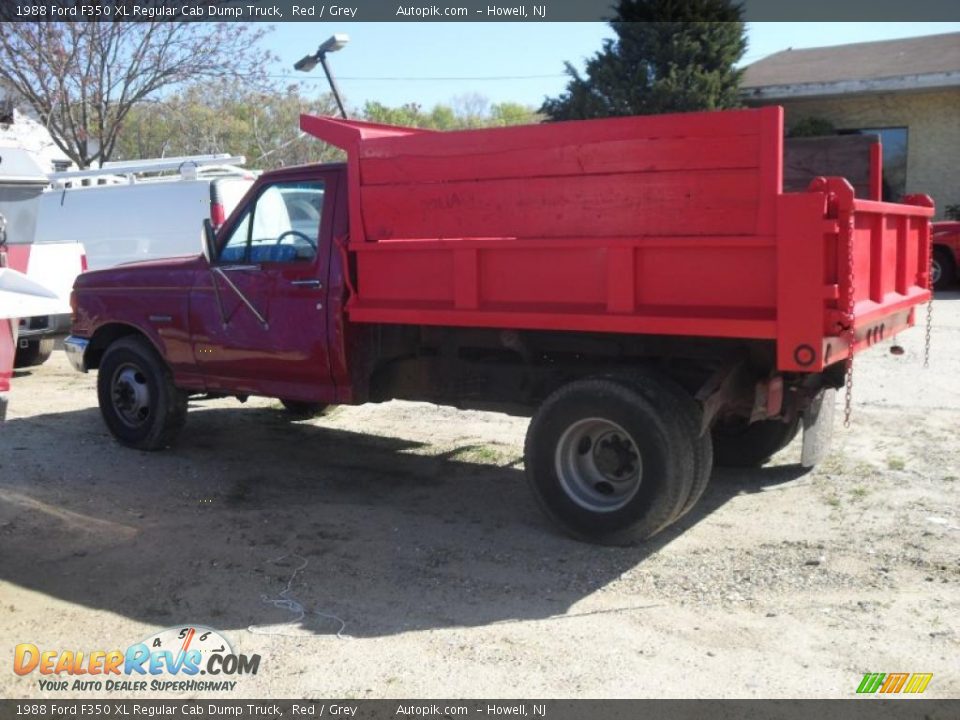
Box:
[266,73,567,82]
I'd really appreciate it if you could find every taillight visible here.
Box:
[211,202,226,227]
[80,253,88,272]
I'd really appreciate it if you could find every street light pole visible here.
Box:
[318,54,347,120]
[294,33,350,120]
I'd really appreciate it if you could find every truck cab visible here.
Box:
[67,162,351,409]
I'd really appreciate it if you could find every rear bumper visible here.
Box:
[18,313,71,340]
[64,336,90,373]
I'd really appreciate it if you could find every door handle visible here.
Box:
[290,279,322,288]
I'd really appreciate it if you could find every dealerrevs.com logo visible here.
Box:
[14,626,260,693]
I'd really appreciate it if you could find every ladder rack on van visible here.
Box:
[48,154,248,187]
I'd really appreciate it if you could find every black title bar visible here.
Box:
[4,700,960,720]
[3,0,960,21]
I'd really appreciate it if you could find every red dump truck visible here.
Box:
[64,107,934,544]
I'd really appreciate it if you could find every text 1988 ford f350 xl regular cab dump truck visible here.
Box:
[64,107,934,545]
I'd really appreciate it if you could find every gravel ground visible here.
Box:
[0,291,958,699]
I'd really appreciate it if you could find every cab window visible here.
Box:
[218,180,324,264]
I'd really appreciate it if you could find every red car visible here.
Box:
[933,221,960,290]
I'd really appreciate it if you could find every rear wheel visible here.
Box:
[524,378,694,545]
[14,338,55,369]
[932,246,956,291]
[279,400,327,418]
[97,336,187,450]
[713,416,800,468]
[634,375,713,521]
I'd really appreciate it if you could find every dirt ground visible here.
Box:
[1,293,958,700]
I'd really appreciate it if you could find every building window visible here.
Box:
[839,127,908,202]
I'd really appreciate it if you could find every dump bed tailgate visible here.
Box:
[776,177,933,372]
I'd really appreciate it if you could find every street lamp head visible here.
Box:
[291,33,350,119]
[294,55,318,72]
[293,34,349,73]
[318,33,350,55]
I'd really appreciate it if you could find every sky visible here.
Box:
[264,22,960,111]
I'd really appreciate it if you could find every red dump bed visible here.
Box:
[300,107,933,373]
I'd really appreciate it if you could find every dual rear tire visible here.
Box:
[524,376,712,546]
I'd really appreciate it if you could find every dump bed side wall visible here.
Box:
[355,108,782,240]
[344,107,785,340]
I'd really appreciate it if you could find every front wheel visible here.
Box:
[524,379,694,545]
[97,336,187,450]
[932,247,956,291]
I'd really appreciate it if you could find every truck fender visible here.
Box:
[85,323,160,371]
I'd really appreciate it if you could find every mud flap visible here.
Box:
[801,388,836,468]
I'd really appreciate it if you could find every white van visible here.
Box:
[41,155,255,272]
[0,145,84,367]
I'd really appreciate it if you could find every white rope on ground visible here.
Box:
[247,553,350,639]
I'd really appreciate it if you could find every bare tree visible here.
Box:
[114,82,345,169]
[0,19,274,167]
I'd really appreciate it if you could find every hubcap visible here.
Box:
[931,259,941,286]
[555,418,642,512]
[111,364,151,427]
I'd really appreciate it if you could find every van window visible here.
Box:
[218,181,324,264]
[214,177,255,221]
[0,187,43,244]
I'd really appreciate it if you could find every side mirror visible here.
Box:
[201,219,217,263]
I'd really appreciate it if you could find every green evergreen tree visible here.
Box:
[541,0,747,120]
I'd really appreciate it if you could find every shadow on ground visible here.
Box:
[0,403,805,639]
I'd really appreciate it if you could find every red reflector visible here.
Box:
[211,202,226,227]
[80,254,88,272]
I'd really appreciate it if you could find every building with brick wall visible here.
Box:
[742,32,960,219]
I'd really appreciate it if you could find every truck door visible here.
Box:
[188,172,337,402]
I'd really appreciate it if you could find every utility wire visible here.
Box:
[266,73,568,82]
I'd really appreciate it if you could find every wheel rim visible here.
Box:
[555,418,643,512]
[931,258,942,285]
[111,363,152,428]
